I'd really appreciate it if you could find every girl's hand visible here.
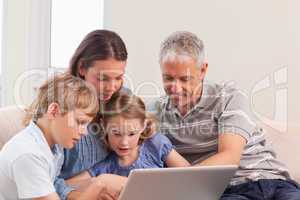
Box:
[97,186,118,200]
[165,149,191,167]
[97,174,127,196]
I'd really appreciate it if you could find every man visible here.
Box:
[149,31,300,199]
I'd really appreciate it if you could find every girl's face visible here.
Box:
[105,116,145,159]
[79,58,126,102]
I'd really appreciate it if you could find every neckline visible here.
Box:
[113,143,145,169]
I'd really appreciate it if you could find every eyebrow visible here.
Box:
[179,75,193,79]
[115,74,124,78]
[76,117,89,123]
[98,73,124,78]
[163,74,193,79]
[75,114,91,121]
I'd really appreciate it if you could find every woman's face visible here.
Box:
[79,58,126,102]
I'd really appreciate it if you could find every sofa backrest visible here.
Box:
[261,123,300,183]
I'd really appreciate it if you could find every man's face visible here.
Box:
[161,57,206,112]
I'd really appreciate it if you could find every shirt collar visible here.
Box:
[166,81,209,116]
[193,81,210,109]
[28,121,61,156]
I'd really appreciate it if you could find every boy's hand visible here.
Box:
[67,177,106,200]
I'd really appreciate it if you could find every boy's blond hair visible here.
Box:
[23,73,99,125]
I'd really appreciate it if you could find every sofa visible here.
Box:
[0,105,299,183]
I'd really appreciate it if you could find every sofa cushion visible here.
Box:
[262,123,300,183]
[0,106,25,150]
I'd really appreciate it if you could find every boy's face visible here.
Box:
[105,116,145,160]
[51,109,93,149]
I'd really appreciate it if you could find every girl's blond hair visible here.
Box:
[100,92,157,149]
[23,73,99,126]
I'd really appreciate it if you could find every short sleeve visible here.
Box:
[218,88,256,142]
[88,157,113,177]
[146,133,174,164]
[12,154,55,199]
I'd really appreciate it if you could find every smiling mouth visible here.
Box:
[171,93,187,97]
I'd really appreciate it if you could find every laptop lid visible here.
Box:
[118,165,237,200]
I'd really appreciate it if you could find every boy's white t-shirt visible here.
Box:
[0,121,63,199]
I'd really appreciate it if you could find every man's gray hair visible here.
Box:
[159,31,205,67]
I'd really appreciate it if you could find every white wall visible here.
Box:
[1,0,27,106]
[1,0,299,132]
[1,0,103,108]
[1,0,51,107]
[51,0,104,68]
[104,0,300,131]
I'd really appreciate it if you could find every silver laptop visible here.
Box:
[118,165,237,200]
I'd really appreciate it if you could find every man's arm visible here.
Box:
[195,87,252,166]
[195,133,246,166]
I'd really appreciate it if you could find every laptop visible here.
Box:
[118,165,237,200]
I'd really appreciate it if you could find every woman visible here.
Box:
[54,30,129,200]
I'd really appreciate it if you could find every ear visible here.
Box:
[47,102,61,119]
[199,62,208,80]
[78,61,87,78]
